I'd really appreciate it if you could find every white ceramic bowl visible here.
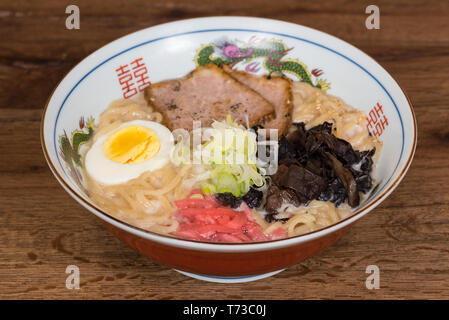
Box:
[41,17,416,282]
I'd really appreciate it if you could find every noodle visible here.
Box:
[264,221,284,234]
[134,165,191,197]
[86,163,199,233]
[268,200,352,237]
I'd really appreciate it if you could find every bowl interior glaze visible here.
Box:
[41,17,416,252]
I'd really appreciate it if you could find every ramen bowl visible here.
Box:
[41,17,416,283]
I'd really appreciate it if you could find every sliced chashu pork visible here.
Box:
[144,64,275,131]
[223,65,293,136]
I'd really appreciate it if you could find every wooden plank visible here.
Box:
[0,0,448,299]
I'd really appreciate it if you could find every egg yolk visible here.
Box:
[103,125,160,164]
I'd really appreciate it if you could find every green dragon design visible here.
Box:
[58,116,94,187]
[195,38,330,90]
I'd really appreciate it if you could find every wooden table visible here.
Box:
[1,0,448,299]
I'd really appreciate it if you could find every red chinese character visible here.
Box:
[366,110,378,130]
[374,122,383,136]
[366,102,388,137]
[131,58,151,91]
[379,115,389,130]
[373,102,384,118]
[116,64,138,98]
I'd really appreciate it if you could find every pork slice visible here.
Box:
[144,64,275,131]
[223,65,293,137]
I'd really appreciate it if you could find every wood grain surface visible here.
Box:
[1,0,448,299]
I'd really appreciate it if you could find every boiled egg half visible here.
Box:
[85,120,174,185]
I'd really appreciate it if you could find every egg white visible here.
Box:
[85,120,174,185]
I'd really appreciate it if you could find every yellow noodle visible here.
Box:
[251,210,269,230]
[150,112,163,123]
[137,165,191,196]
[285,214,316,237]
[267,200,352,237]
[264,221,284,234]
[99,98,158,124]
